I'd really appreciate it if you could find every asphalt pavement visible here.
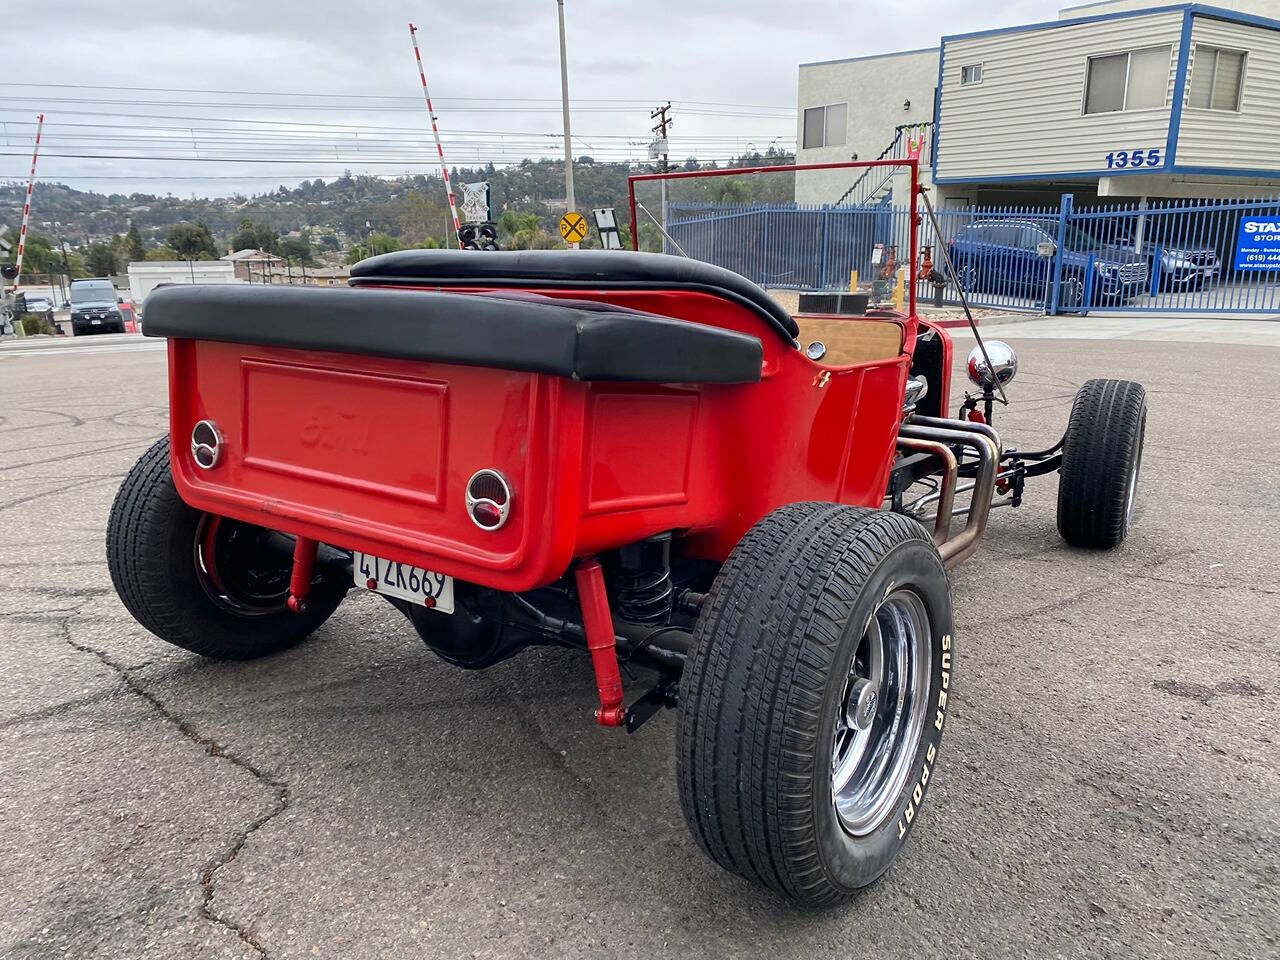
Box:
[1,329,1276,959]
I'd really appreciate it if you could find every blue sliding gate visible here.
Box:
[665,195,1280,316]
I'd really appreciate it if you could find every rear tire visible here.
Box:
[677,503,953,905]
[106,437,347,659]
[1057,378,1147,549]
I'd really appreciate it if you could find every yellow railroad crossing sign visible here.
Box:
[559,211,588,244]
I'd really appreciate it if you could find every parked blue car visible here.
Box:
[948,219,1149,307]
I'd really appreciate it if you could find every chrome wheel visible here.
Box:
[1123,415,1145,530]
[832,588,932,836]
[194,514,295,617]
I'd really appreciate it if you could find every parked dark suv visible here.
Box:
[69,278,125,335]
[948,219,1149,307]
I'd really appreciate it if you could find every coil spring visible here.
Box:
[615,566,674,625]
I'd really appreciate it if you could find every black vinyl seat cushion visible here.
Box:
[141,283,763,384]
[349,249,800,345]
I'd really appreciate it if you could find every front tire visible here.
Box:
[677,503,953,905]
[1057,378,1147,549]
[106,437,347,659]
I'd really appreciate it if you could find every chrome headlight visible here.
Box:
[966,341,1018,388]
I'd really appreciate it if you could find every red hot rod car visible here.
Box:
[106,162,1146,904]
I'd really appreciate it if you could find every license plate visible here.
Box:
[91,318,101,325]
[355,552,454,612]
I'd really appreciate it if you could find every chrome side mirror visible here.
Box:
[966,340,1018,388]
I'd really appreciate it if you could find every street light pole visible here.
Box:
[556,0,576,220]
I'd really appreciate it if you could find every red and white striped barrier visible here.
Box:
[408,24,463,251]
[9,113,43,293]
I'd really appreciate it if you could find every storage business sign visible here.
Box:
[1234,218,1280,271]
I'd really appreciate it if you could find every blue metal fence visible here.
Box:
[665,194,1280,315]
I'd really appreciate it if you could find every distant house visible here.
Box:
[222,248,284,282]
[303,265,351,286]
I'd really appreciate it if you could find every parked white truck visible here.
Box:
[126,260,239,307]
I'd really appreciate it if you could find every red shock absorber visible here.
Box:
[574,558,627,727]
[287,536,318,614]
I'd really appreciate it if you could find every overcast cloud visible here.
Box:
[2,1,1062,198]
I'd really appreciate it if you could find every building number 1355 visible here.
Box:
[1106,148,1161,169]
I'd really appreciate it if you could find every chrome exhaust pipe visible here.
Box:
[910,414,1003,456]
[896,436,957,547]
[898,420,1000,569]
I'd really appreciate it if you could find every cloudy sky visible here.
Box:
[2,0,1063,198]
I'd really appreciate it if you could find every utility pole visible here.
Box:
[59,239,71,295]
[651,102,673,251]
[650,102,672,175]
[557,0,576,218]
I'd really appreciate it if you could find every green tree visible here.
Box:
[278,235,312,265]
[144,245,181,261]
[496,211,548,250]
[84,242,119,276]
[231,217,278,253]
[4,231,58,273]
[166,222,218,260]
[345,232,401,264]
[124,224,145,261]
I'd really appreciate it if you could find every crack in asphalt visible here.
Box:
[0,476,119,513]
[1131,572,1279,596]
[0,686,127,730]
[54,614,286,959]
[0,438,156,473]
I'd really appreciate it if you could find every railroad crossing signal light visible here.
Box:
[459,223,498,251]
[1,264,18,282]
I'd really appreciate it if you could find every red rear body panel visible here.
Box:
[167,287,915,592]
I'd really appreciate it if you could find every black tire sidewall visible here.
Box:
[810,536,953,892]
[1058,378,1148,549]
[109,438,345,658]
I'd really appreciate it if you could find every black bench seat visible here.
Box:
[349,249,800,345]
[141,283,763,384]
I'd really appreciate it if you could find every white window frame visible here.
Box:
[960,63,984,86]
[1187,44,1247,112]
[801,102,848,150]
[1081,44,1172,115]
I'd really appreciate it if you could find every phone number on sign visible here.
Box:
[1105,148,1161,169]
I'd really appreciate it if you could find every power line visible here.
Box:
[0,151,778,166]
[0,108,794,135]
[0,97,793,119]
[0,81,793,111]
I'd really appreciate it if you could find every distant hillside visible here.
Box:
[1,149,795,252]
